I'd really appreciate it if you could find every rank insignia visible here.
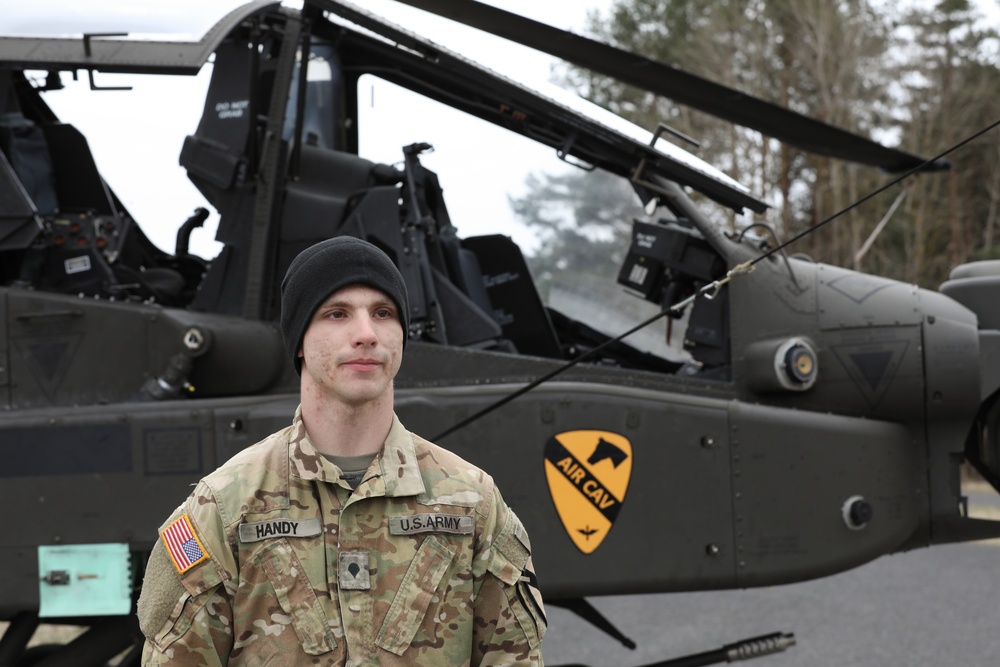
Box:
[161,513,210,574]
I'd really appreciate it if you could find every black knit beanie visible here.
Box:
[280,236,409,373]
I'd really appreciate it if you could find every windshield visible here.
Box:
[34,68,219,258]
[357,74,692,365]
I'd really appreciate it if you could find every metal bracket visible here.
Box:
[556,133,595,171]
[82,32,127,57]
[630,122,702,202]
[82,33,133,90]
[40,570,70,586]
[651,121,700,149]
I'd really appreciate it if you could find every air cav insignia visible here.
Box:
[544,430,632,554]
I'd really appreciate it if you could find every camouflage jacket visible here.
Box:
[137,409,545,666]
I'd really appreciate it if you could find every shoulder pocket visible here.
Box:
[375,535,456,656]
[487,507,529,584]
[514,565,547,647]
[141,540,226,651]
[486,509,547,648]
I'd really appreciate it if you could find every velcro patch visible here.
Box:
[339,551,371,590]
[160,513,209,575]
[511,509,531,551]
[238,518,322,543]
[389,513,474,535]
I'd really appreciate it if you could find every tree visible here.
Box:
[510,169,644,301]
[559,0,778,232]
[772,0,899,271]
[540,0,1000,287]
[892,0,1000,283]
[558,0,903,259]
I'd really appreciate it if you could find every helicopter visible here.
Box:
[1,0,999,665]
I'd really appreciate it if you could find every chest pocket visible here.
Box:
[375,535,456,655]
[257,539,338,655]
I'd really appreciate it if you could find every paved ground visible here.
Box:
[542,493,1000,667]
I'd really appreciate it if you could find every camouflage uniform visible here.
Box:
[137,408,545,666]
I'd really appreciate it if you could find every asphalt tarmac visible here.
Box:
[542,528,1000,666]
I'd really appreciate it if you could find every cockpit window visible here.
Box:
[283,44,339,150]
[357,73,562,253]
[357,73,695,369]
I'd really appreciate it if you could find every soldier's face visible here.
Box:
[299,284,404,408]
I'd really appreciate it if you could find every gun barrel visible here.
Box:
[636,632,797,667]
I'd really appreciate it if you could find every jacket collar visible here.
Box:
[288,406,425,498]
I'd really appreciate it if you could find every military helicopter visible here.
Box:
[1,0,999,665]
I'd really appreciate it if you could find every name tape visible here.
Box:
[238,518,322,543]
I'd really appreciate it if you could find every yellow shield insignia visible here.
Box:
[543,430,633,554]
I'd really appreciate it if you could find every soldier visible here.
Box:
[137,236,545,665]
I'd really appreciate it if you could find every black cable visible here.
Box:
[432,305,673,441]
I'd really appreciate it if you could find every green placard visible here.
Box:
[38,543,131,618]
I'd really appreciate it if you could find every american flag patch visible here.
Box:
[160,513,210,575]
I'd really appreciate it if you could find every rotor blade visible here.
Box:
[385,0,948,173]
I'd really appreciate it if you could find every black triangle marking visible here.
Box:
[849,351,894,391]
[13,333,84,401]
[27,341,69,380]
